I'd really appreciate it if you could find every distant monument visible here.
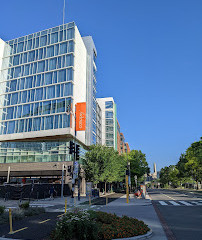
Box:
[152,163,157,179]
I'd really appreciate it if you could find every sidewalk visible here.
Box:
[0,195,93,212]
[101,193,168,240]
[105,194,152,206]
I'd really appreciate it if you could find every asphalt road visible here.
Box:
[0,212,60,240]
[148,188,202,240]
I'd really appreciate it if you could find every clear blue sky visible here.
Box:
[1,0,202,171]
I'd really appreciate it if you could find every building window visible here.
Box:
[105,111,113,119]
[105,101,113,109]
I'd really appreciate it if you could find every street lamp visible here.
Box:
[66,104,81,201]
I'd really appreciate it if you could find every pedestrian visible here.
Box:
[49,185,55,199]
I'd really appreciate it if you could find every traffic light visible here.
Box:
[69,141,75,154]
[75,144,80,160]
[68,166,72,173]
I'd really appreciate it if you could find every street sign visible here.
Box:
[128,175,131,185]
[86,182,92,196]
[73,161,79,179]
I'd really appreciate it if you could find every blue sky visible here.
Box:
[1,0,201,171]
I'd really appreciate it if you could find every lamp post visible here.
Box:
[66,104,80,200]
[126,155,130,203]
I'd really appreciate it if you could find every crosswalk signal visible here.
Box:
[69,141,75,154]
[76,144,80,160]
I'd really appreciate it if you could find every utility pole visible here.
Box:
[61,164,65,198]
[66,104,80,200]
[126,156,130,203]
[7,166,10,184]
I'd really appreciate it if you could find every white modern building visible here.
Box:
[96,97,117,150]
[0,22,98,178]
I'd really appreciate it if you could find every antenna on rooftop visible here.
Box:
[63,0,66,25]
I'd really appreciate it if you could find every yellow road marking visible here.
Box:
[57,213,65,217]
[9,227,28,234]
[39,219,51,224]
[163,194,175,200]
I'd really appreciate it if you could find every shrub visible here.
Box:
[0,206,5,215]
[52,208,99,240]
[19,201,30,209]
[52,209,150,240]
[99,215,150,240]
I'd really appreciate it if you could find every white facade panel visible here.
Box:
[97,97,116,148]
[74,26,87,144]
[0,127,74,141]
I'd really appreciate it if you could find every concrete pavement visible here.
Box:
[0,192,168,240]
[101,194,167,240]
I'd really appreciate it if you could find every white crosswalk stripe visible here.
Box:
[191,201,202,206]
[178,201,193,206]
[169,201,180,206]
[159,201,168,205]
[157,200,202,206]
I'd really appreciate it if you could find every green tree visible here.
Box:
[83,145,126,192]
[83,145,106,184]
[127,150,150,187]
[185,138,202,188]
[176,153,188,179]
[160,165,179,188]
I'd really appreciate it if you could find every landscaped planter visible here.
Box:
[112,230,152,240]
[51,208,151,240]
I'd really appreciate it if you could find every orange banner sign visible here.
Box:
[76,102,86,131]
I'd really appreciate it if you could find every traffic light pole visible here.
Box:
[67,104,81,201]
[61,164,65,198]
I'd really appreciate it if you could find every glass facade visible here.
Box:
[0,23,75,135]
[82,36,97,146]
[96,101,102,144]
[92,60,97,144]
[105,102,114,147]
[0,141,85,163]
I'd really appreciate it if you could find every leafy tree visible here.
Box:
[127,150,150,186]
[83,145,126,192]
[160,165,179,188]
[160,166,171,186]
[176,153,188,179]
[83,145,106,184]
[185,138,202,188]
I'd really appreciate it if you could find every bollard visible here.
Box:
[9,208,13,234]
[89,195,91,206]
[65,199,67,213]
[106,196,108,205]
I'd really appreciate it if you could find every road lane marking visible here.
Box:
[169,201,180,206]
[159,201,168,206]
[163,194,176,200]
[57,213,65,217]
[9,227,28,234]
[179,201,193,206]
[39,219,51,224]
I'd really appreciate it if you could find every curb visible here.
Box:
[112,230,153,240]
[152,202,176,240]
